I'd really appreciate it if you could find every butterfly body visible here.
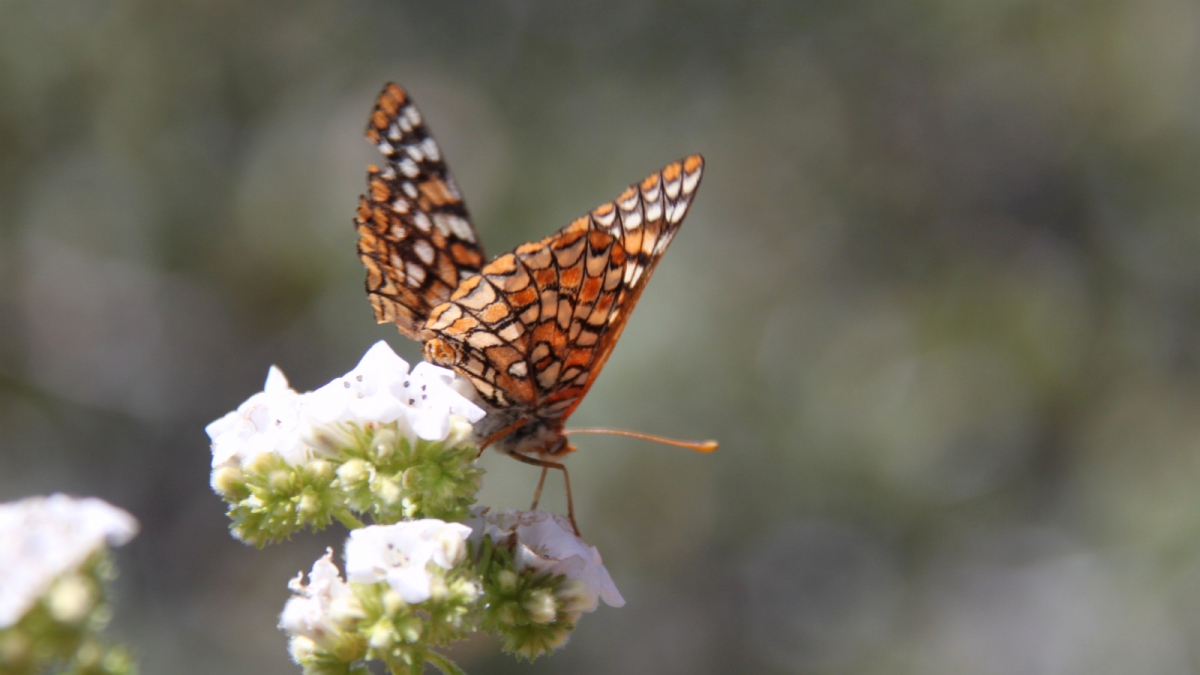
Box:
[356,83,704,463]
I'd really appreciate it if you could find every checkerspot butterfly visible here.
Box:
[355,83,715,532]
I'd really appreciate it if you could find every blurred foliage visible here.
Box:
[3,0,1200,673]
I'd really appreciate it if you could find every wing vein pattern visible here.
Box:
[355,83,487,340]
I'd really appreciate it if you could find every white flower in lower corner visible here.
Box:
[344,520,472,604]
[479,510,624,612]
[205,341,486,470]
[0,494,138,628]
[280,549,362,650]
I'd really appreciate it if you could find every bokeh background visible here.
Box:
[3,0,1200,673]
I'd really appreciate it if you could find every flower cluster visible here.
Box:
[207,341,628,674]
[0,494,139,675]
[206,342,486,545]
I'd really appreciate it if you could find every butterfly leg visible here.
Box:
[530,467,549,510]
[508,452,579,536]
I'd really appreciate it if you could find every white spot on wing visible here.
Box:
[399,157,420,178]
[405,144,425,162]
[403,182,418,198]
[622,208,643,230]
[405,261,426,286]
[405,106,422,126]
[665,175,682,199]
[448,215,475,242]
[645,200,663,222]
[683,167,702,194]
[413,212,432,232]
[421,138,440,161]
[432,213,453,237]
[413,239,435,264]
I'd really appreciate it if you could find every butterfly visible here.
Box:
[355,83,715,533]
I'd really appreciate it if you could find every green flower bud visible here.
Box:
[368,620,395,650]
[395,616,423,644]
[46,574,96,624]
[268,469,293,492]
[210,466,247,497]
[524,589,557,625]
[288,635,317,664]
[374,477,402,506]
[336,459,369,486]
[298,492,322,519]
[305,460,334,483]
[444,415,474,447]
[381,589,406,617]
[498,570,519,593]
[373,428,398,460]
[246,452,276,475]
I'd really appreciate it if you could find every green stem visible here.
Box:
[425,651,466,675]
[333,508,366,530]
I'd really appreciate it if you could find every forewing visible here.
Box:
[423,155,705,421]
[355,83,487,340]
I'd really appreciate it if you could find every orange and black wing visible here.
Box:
[355,83,487,340]
[422,155,705,419]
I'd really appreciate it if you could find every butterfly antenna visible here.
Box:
[565,428,718,453]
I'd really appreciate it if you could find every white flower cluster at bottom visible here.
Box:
[0,494,138,628]
[278,512,624,663]
[474,509,625,611]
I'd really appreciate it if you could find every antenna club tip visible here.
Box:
[698,441,719,453]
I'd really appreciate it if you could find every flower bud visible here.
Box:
[305,460,333,482]
[524,589,557,624]
[336,459,369,486]
[288,636,317,664]
[367,620,395,650]
[381,588,406,617]
[427,575,448,602]
[46,574,96,624]
[498,570,519,593]
[556,578,593,614]
[434,529,467,567]
[328,595,366,626]
[374,477,401,505]
[395,616,423,643]
[268,470,293,492]
[210,466,246,497]
[444,415,474,447]
[400,467,419,491]
[297,492,322,519]
[247,452,277,475]
[373,428,398,460]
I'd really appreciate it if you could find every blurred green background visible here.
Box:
[3,0,1200,673]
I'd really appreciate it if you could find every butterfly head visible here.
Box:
[423,337,459,367]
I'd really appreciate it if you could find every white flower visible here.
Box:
[279,549,361,650]
[344,520,472,604]
[478,509,624,612]
[0,494,138,628]
[206,341,486,470]
[206,366,307,467]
